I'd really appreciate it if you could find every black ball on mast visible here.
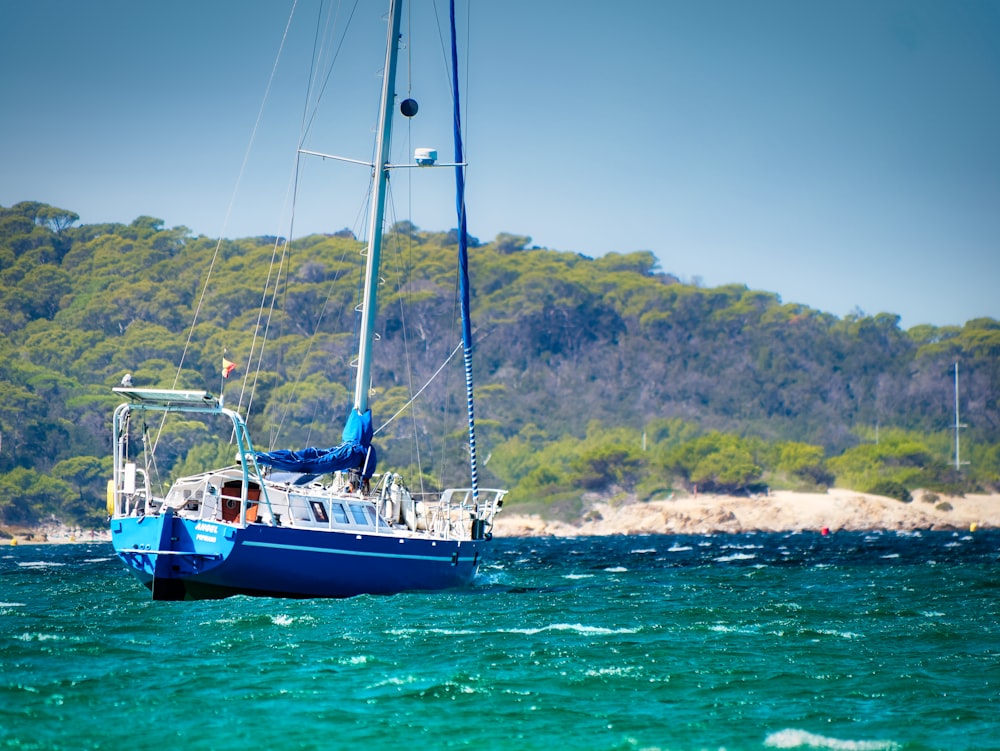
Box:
[400,98,418,117]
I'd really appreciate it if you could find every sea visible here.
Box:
[1,530,997,751]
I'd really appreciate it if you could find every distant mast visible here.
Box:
[953,361,968,471]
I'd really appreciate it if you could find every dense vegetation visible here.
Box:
[2,200,998,528]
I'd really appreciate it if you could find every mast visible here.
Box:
[354,0,403,414]
[449,0,479,505]
[954,361,968,471]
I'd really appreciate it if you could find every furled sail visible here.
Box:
[255,408,377,477]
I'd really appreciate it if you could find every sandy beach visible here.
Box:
[491,488,999,538]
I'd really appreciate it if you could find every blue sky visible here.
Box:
[2,0,998,329]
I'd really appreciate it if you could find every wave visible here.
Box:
[765,729,899,750]
[505,623,639,636]
[16,632,66,642]
[714,552,757,562]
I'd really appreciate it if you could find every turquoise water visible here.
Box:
[2,531,998,751]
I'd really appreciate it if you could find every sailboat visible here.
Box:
[107,0,505,600]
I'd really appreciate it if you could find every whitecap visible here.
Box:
[370,674,419,689]
[504,623,638,636]
[709,623,759,634]
[16,632,65,642]
[0,602,26,608]
[16,561,66,568]
[563,573,594,580]
[584,665,637,678]
[630,548,657,554]
[714,552,757,562]
[603,566,628,573]
[880,553,900,560]
[814,628,861,639]
[667,545,692,552]
[765,728,899,750]
[389,627,476,636]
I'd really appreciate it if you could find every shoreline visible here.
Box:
[1,526,111,547]
[3,489,996,545]
[490,488,998,538]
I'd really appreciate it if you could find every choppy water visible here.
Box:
[2,530,998,751]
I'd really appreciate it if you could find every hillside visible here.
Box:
[1,200,999,528]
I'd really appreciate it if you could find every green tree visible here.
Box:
[0,467,75,525]
[54,456,108,502]
[667,432,763,493]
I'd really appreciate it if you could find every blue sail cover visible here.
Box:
[255,408,377,478]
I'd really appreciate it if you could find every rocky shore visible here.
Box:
[491,488,998,538]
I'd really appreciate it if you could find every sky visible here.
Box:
[2,0,999,330]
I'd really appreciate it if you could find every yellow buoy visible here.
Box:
[970,522,978,532]
[106,479,115,516]
[10,538,17,546]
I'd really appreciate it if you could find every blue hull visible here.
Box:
[111,511,488,600]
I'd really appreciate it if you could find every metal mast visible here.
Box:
[354,0,403,414]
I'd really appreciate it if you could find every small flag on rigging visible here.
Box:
[222,358,237,379]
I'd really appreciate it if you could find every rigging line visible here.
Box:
[392,52,425,490]
[229,1,358,431]
[153,0,301,458]
[236,137,301,425]
[406,0,413,95]
[237,125,304,426]
[301,0,361,143]
[243,0,359,438]
[240,0,339,429]
[384,183,426,493]
[374,341,464,436]
[462,0,472,157]
[243,0,338,442]
[240,232,290,436]
[266,227,358,448]
[402,140,427,494]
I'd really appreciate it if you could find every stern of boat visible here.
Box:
[111,508,237,600]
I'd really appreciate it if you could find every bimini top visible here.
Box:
[112,387,220,408]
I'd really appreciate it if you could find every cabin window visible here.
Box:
[349,503,374,527]
[330,503,349,525]
[310,501,329,523]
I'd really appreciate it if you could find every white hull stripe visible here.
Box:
[242,540,469,563]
